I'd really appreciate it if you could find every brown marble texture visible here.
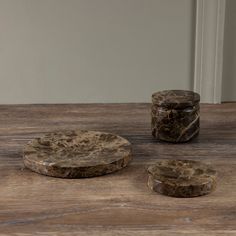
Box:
[23,130,132,178]
[152,90,200,109]
[151,90,200,142]
[147,160,217,198]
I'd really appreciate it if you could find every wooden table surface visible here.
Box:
[0,103,236,235]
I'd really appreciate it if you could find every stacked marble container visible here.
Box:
[151,90,200,143]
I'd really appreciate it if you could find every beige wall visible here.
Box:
[0,0,195,104]
[222,0,236,101]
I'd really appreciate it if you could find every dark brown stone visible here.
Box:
[23,130,132,178]
[147,160,217,198]
[151,90,200,142]
[152,90,200,109]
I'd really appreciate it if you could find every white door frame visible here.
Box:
[194,0,226,103]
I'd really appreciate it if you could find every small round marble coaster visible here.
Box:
[147,160,217,198]
[23,130,132,178]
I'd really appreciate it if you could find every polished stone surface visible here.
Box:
[151,90,200,142]
[147,160,217,198]
[23,130,132,178]
[152,90,200,109]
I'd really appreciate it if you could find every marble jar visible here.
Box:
[151,90,200,143]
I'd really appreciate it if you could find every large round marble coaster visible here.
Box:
[147,160,216,198]
[23,130,132,178]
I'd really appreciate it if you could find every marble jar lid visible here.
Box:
[152,90,200,109]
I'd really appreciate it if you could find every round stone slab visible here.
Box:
[23,130,132,178]
[147,160,217,198]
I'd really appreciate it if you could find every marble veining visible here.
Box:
[152,90,200,142]
[147,160,217,198]
[23,130,132,178]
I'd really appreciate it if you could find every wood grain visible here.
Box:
[0,103,236,235]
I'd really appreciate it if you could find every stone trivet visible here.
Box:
[147,160,216,197]
[23,130,132,178]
